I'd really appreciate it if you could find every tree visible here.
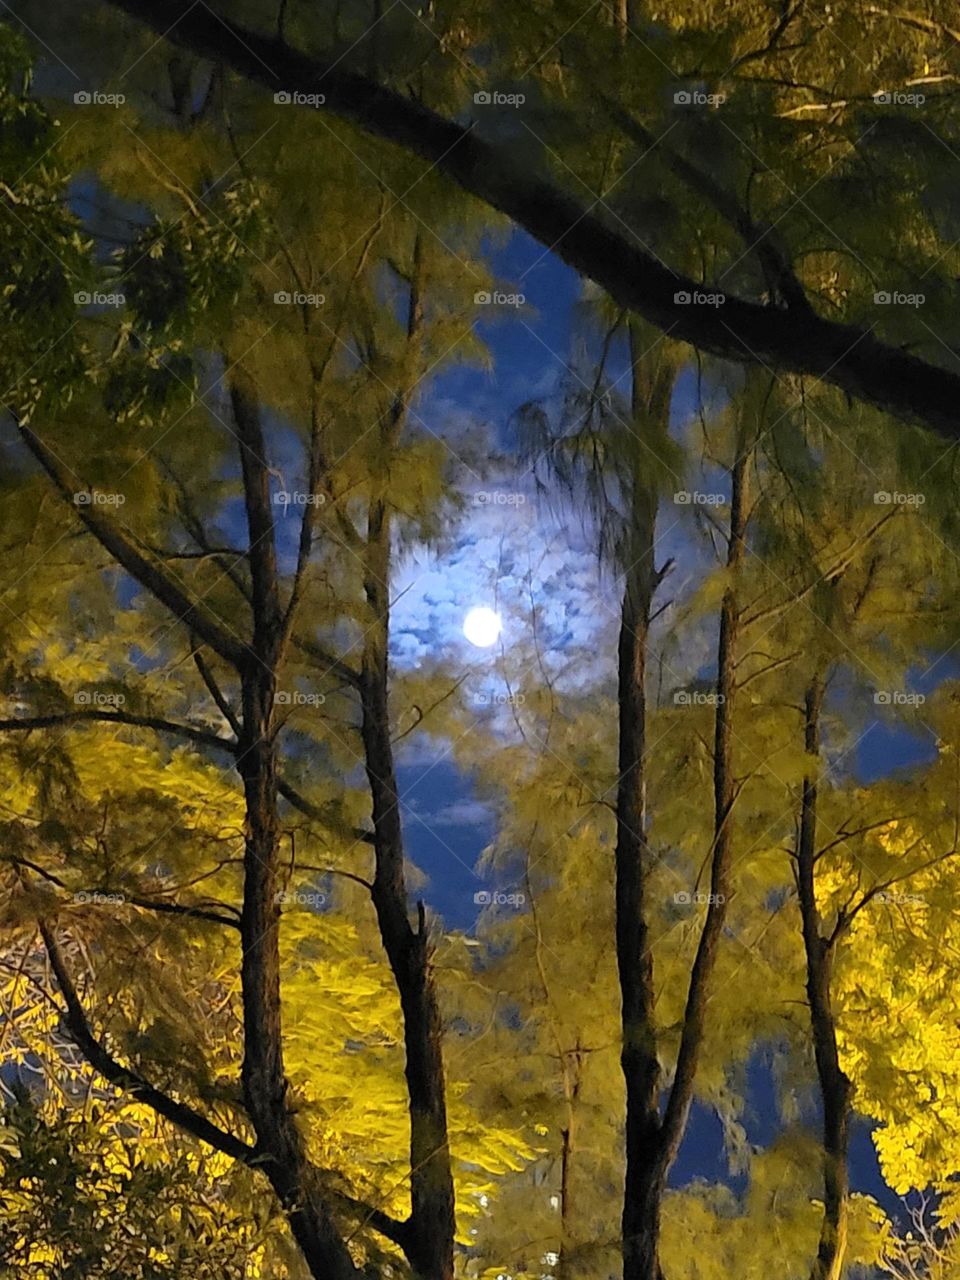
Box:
[7,5,960,1278]
[0,25,530,1279]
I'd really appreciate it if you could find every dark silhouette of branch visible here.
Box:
[18,422,248,667]
[37,917,255,1162]
[0,710,236,753]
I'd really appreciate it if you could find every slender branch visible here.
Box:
[37,917,255,1163]
[832,845,960,944]
[295,636,361,688]
[18,423,248,667]
[742,510,899,627]
[813,816,910,862]
[866,6,960,45]
[118,894,241,929]
[0,710,236,753]
[193,647,243,736]
[736,650,801,689]
[391,673,470,744]
[277,779,376,845]
[162,460,252,603]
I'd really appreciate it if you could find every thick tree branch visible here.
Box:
[37,916,409,1249]
[103,0,960,440]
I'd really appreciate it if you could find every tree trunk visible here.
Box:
[358,238,456,1280]
[630,419,751,1280]
[557,1045,583,1280]
[797,678,853,1280]
[360,644,456,1280]
[237,678,360,1280]
[231,373,362,1280]
[618,557,666,1280]
[618,332,673,1280]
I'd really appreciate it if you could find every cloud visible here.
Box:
[416,798,494,828]
[390,467,618,690]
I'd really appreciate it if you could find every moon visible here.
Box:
[463,606,502,648]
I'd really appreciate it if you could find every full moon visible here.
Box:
[463,606,502,648]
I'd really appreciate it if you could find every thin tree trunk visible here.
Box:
[614,0,629,41]
[617,551,665,1280]
[618,331,673,1280]
[360,643,456,1280]
[359,238,456,1280]
[656,422,749,1155]
[623,418,752,1280]
[231,372,361,1279]
[797,678,853,1280]
[237,680,359,1279]
[557,1045,583,1280]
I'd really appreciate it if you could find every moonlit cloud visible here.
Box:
[390,473,617,684]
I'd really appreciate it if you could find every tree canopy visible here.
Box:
[1,4,960,1279]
